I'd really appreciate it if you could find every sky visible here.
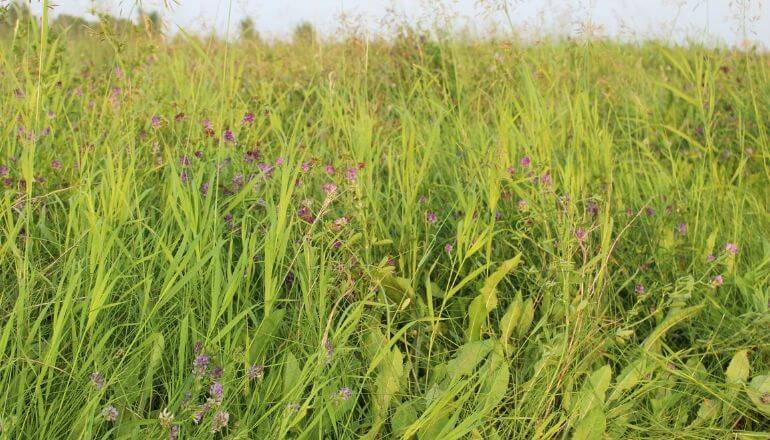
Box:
[22,0,770,47]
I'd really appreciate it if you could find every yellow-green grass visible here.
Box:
[1,8,769,440]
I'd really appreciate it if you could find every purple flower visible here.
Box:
[246,364,264,381]
[300,162,312,172]
[211,411,229,434]
[102,405,119,422]
[425,211,438,224]
[634,284,645,295]
[244,149,260,163]
[50,159,62,170]
[345,167,358,182]
[179,171,189,183]
[645,207,656,217]
[676,223,687,235]
[322,182,338,195]
[210,366,224,380]
[232,174,245,189]
[444,243,453,254]
[193,354,210,378]
[520,156,531,168]
[587,201,599,218]
[517,199,528,211]
[192,404,209,424]
[712,274,724,287]
[242,112,255,125]
[90,372,104,390]
[203,119,213,130]
[575,228,586,241]
[506,165,515,174]
[200,182,210,196]
[706,254,716,262]
[724,242,738,255]
[325,164,335,175]
[0,165,8,176]
[298,206,315,224]
[540,173,552,187]
[223,129,235,143]
[338,387,353,401]
[209,382,224,403]
[169,425,180,440]
[151,115,161,128]
[332,240,342,249]
[180,156,191,167]
[331,216,349,230]
[257,163,274,176]
[275,156,285,166]
[324,339,334,362]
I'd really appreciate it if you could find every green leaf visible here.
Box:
[249,308,286,363]
[374,267,415,302]
[694,398,720,424]
[283,351,300,396]
[726,350,750,384]
[516,298,534,338]
[479,254,521,312]
[747,375,770,415]
[573,407,605,440]
[391,400,419,437]
[465,295,487,342]
[499,292,522,352]
[447,339,494,380]
[482,363,510,409]
[572,365,612,419]
[374,346,404,416]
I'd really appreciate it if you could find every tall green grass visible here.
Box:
[0,8,769,439]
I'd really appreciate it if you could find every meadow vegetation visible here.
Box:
[1,3,769,439]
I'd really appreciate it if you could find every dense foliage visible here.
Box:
[1,8,769,439]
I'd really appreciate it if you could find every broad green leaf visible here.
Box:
[249,308,286,363]
[374,267,414,302]
[391,400,419,437]
[572,365,612,419]
[516,298,534,338]
[283,351,300,396]
[447,339,494,380]
[726,350,750,384]
[693,398,720,424]
[573,407,606,440]
[482,363,510,409]
[374,346,404,416]
[747,375,770,415]
[479,254,521,312]
[465,295,487,342]
[499,292,522,352]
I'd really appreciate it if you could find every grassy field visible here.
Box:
[1,7,770,439]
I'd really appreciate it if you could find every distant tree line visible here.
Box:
[0,1,160,36]
[0,1,317,45]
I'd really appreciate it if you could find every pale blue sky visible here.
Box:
[24,0,770,47]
